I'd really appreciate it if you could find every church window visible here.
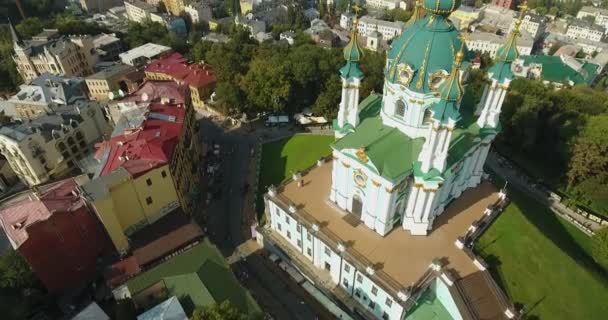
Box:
[423,108,433,124]
[297,239,301,247]
[385,298,393,307]
[307,233,312,241]
[342,278,349,288]
[357,274,363,283]
[394,100,406,118]
[287,231,291,239]
[372,286,378,295]
[344,264,351,273]
[307,248,312,256]
[296,224,301,232]
[277,223,282,231]
[285,215,290,224]
[325,246,331,256]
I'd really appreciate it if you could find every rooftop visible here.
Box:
[95,102,185,177]
[87,63,135,80]
[145,52,216,88]
[92,33,121,47]
[0,175,90,248]
[9,73,86,106]
[359,15,406,29]
[521,54,600,85]
[272,161,499,286]
[119,43,171,63]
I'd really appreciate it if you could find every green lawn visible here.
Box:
[475,185,608,320]
[256,134,334,221]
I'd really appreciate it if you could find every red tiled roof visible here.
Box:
[105,256,141,288]
[120,81,189,105]
[0,177,85,247]
[96,102,186,177]
[145,52,216,89]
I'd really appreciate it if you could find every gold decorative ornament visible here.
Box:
[355,146,369,163]
[397,64,414,86]
[429,70,449,89]
[385,187,394,193]
[341,161,351,168]
[353,169,367,187]
[372,180,381,187]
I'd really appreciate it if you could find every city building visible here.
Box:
[491,0,516,9]
[365,0,406,10]
[466,30,533,58]
[577,5,608,31]
[124,0,158,23]
[543,32,608,55]
[512,55,600,88]
[86,63,144,101]
[477,4,515,33]
[10,26,98,82]
[340,12,355,30]
[163,0,185,16]
[0,156,19,195]
[235,15,267,35]
[80,0,124,13]
[144,52,216,110]
[137,296,188,320]
[81,99,186,254]
[261,1,521,319]
[184,1,213,24]
[93,33,124,61]
[0,176,112,293]
[71,302,110,320]
[366,31,382,51]
[357,15,405,40]
[566,19,605,43]
[7,73,88,120]
[508,12,545,40]
[450,5,481,30]
[119,43,172,66]
[113,240,260,316]
[0,101,111,186]
[280,31,296,45]
[152,14,188,35]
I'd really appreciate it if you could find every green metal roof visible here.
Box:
[488,61,515,82]
[386,14,470,94]
[340,61,364,80]
[126,240,260,315]
[332,94,425,181]
[446,91,482,169]
[520,55,599,86]
[163,273,215,310]
[423,0,461,16]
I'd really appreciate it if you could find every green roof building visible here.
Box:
[330,0,518,236]
[512,54,600,87]
[119,239,260,317]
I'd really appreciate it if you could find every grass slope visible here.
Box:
[476,187,608,320]
[257,135,334,221]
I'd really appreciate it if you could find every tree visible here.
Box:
[15,17,49,38]
[0,111,11,125]
[319,0,327,18]
[592,227,608,271]
[567,115,608,187]
[191,301,262,320]
[114,298,137,320]
[548,6,559,16]
[313,74,341,119]
[241,47,292,113]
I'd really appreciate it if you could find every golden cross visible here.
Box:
[352,4,362,16]
[518,0,529,13]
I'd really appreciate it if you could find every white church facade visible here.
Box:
[262,0,525,319]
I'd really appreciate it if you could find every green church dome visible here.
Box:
[424,0,462,16]
[386,6,470,94]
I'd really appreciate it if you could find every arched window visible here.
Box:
[75,131,84,141]
[67,137,76,146]
[423,109,433,124]
[70,120,78,128]
[57,142,67,151]
[394,100,406,118]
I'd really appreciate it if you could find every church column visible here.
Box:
[338,161,350,209]
[475,85,489,115]
[404,185,419,219]
[421,190,437,223]
[330,158,338,202]
[488,87,507,127]
[412,190,428,223]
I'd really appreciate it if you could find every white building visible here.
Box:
[119,43,172,66]
[467,31,533,58]
[566,19,605,43]
[184,1,212,24]
[280,31,296,45]
[262,3,521,319]
[124,0,157,23]
[340,12,355,30]
[357,15,405,40]
[365,0,406,10]
[577,5,608,31]
[508,13,545,40]
[544,32,608,55]
[0,101,111,186]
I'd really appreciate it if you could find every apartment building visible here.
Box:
[7,73,87,120]
[80,0,124,13]
[357,15,405,40]
[10,26,98,82]
[0,101,111,186]
[577,5,608,31]
[144,52,216,110]
[0,176,112,293]
[466,31,533,58]
[85,64,144,101]
[566,19,605,43]
[508,12,546,40]
[92,33,124,61]
[124,0,157,23]
[491,0,516,9]
[184,0,213,24]
[365,0,405,10]
[119,43,172,66]
[163,0,185,16]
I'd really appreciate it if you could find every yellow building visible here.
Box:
[80,166,179,253]
[163,0,185,16]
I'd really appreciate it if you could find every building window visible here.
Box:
[385,297,392,307]
[357,274,363,283]
[277,223,282,231]
[369,301,376,310]
[146,196,153,205]
[285,215,289,224]
[394,100,406,117]
[296,224,301,232]
[161,170,167,178]
[372,286,378,296]
[423,108,432,124]
[382,312,389,320]
[146,178,152,186]
[79,141,86,148]
[324,246,331,256]
[307,248,312,256]
[67,160,75,167]
[344,264,350,273]
[287,231,291,239]
[324,262,331,271]
[355,289,361,298]
[297,240,302,248]
[342,278,349,288]
[306,233,312,241]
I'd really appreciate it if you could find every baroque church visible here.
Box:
[330,0,519,236]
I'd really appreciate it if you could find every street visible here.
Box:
[196,117,331,319]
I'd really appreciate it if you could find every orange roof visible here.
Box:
[145,52,216,89]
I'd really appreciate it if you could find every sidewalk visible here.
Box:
[486,152,601,234]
